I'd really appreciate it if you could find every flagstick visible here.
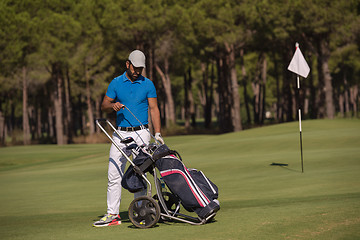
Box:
[288,42,309,173]
[298,105,304,173]
[297,74,304,173]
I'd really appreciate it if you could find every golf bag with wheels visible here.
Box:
[97,116,220,228]
[153,145,220,219]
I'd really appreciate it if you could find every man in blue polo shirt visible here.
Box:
[93,50,164,227]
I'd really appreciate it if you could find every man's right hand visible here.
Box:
[113,102,124,112]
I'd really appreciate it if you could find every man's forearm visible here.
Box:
[151,108,161,133]
[101,101,115,113]
[101,96,124,113]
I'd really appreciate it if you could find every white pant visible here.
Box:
[107,128,151,215]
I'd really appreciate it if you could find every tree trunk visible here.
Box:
[95,96,102,133]
[240,49,251,124]
[184,69,196,129]
[149,47,154,81]
[252,81,260,124]
[0,110,4,145]
[319,41,335,119]
[48,105,54,139]
[208,62,215,128]
[187,68,196,127]
[85,64,95,134]
[225,42,242,131]
[260,54,267,124]
[308,55,317,119]
[339,93,344,117]
[252,54,262,124]
[9,99,15,136]
[283,51,293,122]
[217,54,232,132]
[343,75,351,118]
[184,72,190,129]
[22,66,31,145]
[350,85,358,117]
[28,105,34,141]
[315,49,325,118]
[304,88,310,116]
[155,61,176,126]
[252,52,269,124]
[36,106,41,139]
[198,64,206,119]
[53,63,65,145]
[64,67,73,142]
[76,95,84,136]
[292,86,297,121]
[201,62,214,129]
[272,51,281,121]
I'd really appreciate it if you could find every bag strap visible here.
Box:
[170,150,182,161]
[152,144,182,161]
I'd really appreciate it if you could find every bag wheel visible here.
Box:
[128,196,161,228]
[153,192,180,213]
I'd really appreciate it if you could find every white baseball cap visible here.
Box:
[128,50,146,68]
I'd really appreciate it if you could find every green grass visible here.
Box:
[0,119,359,240]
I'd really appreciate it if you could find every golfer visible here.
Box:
[93,50,164,227]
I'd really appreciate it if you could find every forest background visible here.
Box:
[0,0,359,146]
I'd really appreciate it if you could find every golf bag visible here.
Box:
[121,152,147,193]
[153,145,220,219]
[121,144,153,193]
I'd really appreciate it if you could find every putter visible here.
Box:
[123,105,162,145]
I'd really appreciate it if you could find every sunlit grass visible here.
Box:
[0,119,359,240]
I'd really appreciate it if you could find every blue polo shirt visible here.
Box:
[106,72,157,127]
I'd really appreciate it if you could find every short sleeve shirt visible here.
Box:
[106,72,157,127]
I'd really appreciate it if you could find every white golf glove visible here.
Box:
[155,133,164,144]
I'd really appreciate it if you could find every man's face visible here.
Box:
[126,61,143,81]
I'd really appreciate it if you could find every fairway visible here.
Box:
[0,119,359,240]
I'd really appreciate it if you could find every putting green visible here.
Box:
[0,119,359,239]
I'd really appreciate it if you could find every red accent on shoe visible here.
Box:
[108,220,121,226]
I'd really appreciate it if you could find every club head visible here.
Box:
[126,143,138,150]
[121,137,134,144]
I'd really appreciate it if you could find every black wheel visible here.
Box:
[128,196,161,228]
[153,192,180,213]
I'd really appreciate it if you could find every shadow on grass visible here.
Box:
[124,209,218,229]
[127,218,218,229]
[269,163,302,173]
[119,211,129,222]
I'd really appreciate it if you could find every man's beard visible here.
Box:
[126,68,139,81]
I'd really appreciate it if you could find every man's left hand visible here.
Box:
[155,133,164,144]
